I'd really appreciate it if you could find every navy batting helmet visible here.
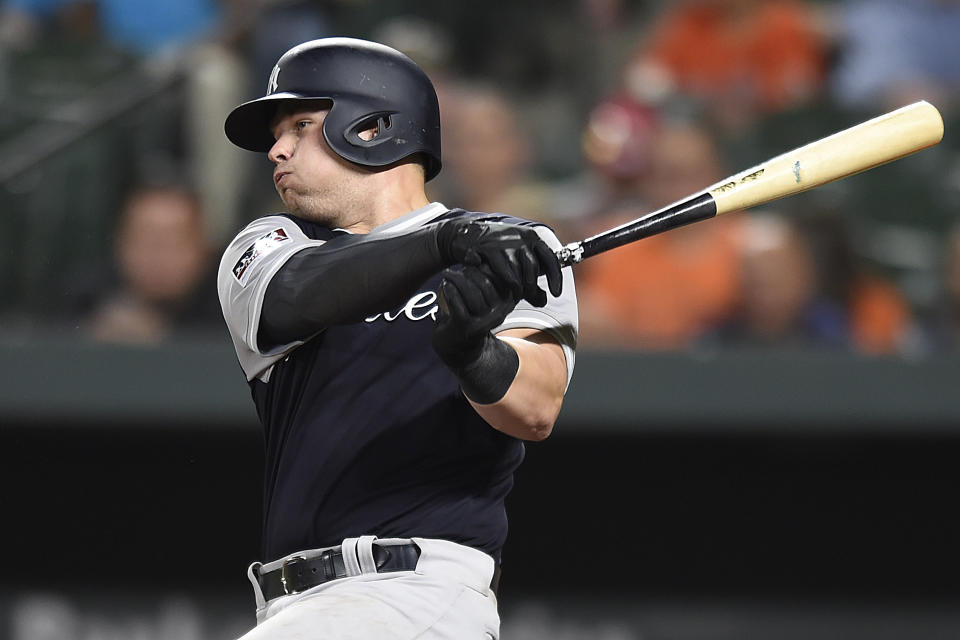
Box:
[224,37,442,181]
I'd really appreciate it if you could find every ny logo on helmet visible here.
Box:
[267,65,281,94]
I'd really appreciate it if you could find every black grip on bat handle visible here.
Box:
[553,192,718,268]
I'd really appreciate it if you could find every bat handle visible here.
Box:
[556,241,584,268]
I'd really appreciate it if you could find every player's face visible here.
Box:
[268,101,369,225]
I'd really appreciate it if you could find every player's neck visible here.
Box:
[344,168,430,234]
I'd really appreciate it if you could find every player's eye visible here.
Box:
[296,120,311,130]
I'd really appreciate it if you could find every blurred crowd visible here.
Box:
[1,0,959,356]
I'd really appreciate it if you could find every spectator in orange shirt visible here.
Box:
[845,275,913,354]
[626,0,828,132]
[576,117,744,349]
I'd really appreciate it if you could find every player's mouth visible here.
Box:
[274,170,292,186]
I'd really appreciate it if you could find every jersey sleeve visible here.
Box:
[494,224,579,388]
[217,215,327,382]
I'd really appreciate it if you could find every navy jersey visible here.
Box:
[217,203,578,562]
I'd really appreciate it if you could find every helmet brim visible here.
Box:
[224,93,332,152]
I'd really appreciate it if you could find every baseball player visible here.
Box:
[217,38,578,639]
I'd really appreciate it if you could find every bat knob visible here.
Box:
[556,242,584,267]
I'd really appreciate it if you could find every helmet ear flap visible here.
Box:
[322,98,410,168]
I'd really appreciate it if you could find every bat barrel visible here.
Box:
[706,100,944,216]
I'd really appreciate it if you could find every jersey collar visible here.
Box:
[370,202,449,235]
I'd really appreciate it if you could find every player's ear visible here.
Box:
[355,115,386,142]
[348,113,393,144]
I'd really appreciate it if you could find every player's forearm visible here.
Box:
[260,227,445,347]
[259,218,559,349]
[468,331,567,441]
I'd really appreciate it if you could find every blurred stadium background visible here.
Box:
[2,0,960,638]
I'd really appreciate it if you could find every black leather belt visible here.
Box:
[257,541,501,601]
[257,541,421,601]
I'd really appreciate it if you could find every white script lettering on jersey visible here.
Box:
[365,290,438,323]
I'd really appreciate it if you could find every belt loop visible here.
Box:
[356,535,378,573]
[340,537,362,577]
[246,561,266,612]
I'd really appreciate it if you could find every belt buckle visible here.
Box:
[280,555,307,595]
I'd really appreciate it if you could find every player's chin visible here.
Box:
[282,196,330,224]
[278,190,301,214]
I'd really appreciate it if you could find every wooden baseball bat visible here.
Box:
[556,101,945,267]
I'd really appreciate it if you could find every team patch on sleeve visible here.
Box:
[232,228,291,285]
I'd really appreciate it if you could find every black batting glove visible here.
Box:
[435,220,563,307]
[432,265,521,404]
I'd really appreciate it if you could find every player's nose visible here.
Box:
[268,135,293,164]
